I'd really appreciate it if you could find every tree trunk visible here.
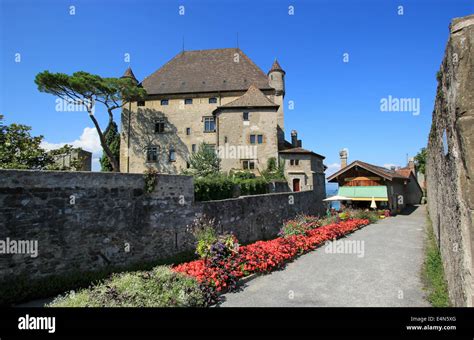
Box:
[88,113,119,172]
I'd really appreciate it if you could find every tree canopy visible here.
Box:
[414,147,427,175]
[0,116,53,170]
[185,143,220,177]
[35,71,146,172]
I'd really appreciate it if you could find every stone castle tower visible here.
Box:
[268,59,286,148]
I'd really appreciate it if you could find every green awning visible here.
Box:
[338,186,388,201]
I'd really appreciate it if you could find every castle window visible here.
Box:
[137,101,145,107]
[155,119,165,133]
[209,97,217,104]
[169,148,176,162]
[192,144,196,153]
[295,159,299,166]
[146,146,159,162]
[290,159,295,166]
[203,117,215,132]
[160,99,169,106]
[185,98,193,105]
[250,134,263,144]
[224,136,228,143]
[186,127,191,135]
[243,112,249,121]
[242,160,255,170]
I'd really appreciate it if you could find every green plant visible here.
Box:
[261,157,286,181]
[144,167,158,193]
[279,219,310,237]
[194,175,234,201]
[236,177,268,196]
[47,266,206,307]
[186,143,220,177]
[352,210,379,224]
[422,214,450,307]
[187,216,219,259]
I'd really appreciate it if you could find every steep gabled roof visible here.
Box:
[141,48,273,95]
[217,85,278,109]
[327,160,409,182]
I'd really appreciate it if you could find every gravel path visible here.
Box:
[221,206,430,307]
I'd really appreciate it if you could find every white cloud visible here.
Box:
[325,162,341,177]
[41,127,103,171]
[383,163,400,170]
[41,127,101,154]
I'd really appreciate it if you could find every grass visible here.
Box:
[47,266,206,307]
[422,213,451,307]
[1,250,196,306]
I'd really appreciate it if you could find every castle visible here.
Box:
[120,48,326,192]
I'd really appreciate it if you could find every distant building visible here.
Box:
[51,148,92,171]
[327,151,423,212]
[119,47,326,193]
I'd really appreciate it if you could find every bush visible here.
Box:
[194,175,269,201]
[194,175,234,201]
[352,210,380,224]
[279,219,310,237]
[236,178,268,196]
[47,266,206,307]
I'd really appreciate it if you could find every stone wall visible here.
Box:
[426,14,474,307]
[0,169,324,288]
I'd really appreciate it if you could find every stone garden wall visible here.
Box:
[426,15,474,307]
[0,169,324,287]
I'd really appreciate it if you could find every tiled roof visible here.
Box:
[279,147,325,159]
[217,85,278,109]
[327,160,409,182]
[121,67,138,82]
[395,167,413,178]
[268,59,285,74]
[141,48,273,95]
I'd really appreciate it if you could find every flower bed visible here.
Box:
[173,218,369,293]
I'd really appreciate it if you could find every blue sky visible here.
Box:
[1,0,473,173]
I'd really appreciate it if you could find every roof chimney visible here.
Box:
[339,149,348,169]
[291,130,298,147]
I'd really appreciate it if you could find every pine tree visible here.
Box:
[100,121,120,171]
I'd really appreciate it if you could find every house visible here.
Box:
[327,150,423,212]
[51,148,92,171]
[119,48,326,192]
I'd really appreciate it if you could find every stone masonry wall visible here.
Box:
[0,169,324,287]
[427,14,474,307]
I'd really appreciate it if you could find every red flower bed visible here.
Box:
[173,218,369,292]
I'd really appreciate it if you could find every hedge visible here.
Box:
[194,176,270,201]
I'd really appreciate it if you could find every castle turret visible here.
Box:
[268,59,285,96]
[121,67,138,84]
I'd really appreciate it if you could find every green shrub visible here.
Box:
[279,219,310,237]
[47,266,206,307]
[237,178,268,196]
[231,170,255,180]
[352,210,379,223]
[194,175,234,201]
